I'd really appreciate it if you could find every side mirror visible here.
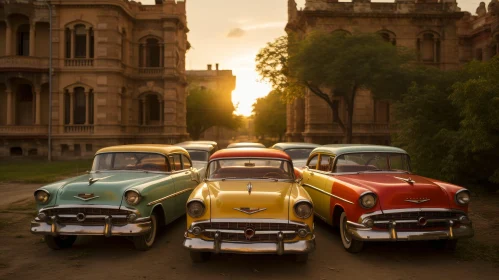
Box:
[295,178,303,184]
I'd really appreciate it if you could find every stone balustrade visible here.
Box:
[64,125,94,134]
[0,125,48,135]
[138,67,165,75]
[0,56,49,70]
[138,126,164,134]
[64,59,94,67]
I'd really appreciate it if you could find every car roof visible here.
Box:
[226,142,266,148]
[177,141,218,147]
[96,144,189,156]
[271,142,321,150]
[311,144,408,156]
[175,143,215,152]
[210,148,292,161]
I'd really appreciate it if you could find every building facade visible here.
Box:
[286,0,499,144]
[186,64,237,147]
[0,0,189,158]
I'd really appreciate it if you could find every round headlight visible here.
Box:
[187,201,205,218]
[294,202,313,219]
[125,190,141,206]
[455,190,470,205]
[359,193,377,209]
[34,190,50,204]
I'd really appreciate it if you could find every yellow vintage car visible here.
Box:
[183,148,315,262]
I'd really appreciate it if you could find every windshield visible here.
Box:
[92,152,169,172]
[284,148,314,160]
[207,158,294,180]
[187,150,209,162]
[333,153,411,173]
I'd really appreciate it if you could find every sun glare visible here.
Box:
[231,68,272,116]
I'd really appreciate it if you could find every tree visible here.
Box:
[393,57,499,187]
[256,33,412,143]
[252,91,287,141]
[186,87,241,140]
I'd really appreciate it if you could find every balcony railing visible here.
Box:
[64,125,94,134]
[0,56,49,70]
[64,59,94,67]
[139,126,163,134]
[0,125,48,135]
[138,67,165,76]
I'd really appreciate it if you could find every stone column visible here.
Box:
[30,23,36,56]
[35,89,41,125]
[160,45,164,67]
[5,23,12,56]
[70,29,75,58]
[85,29,90,59]
[160,99,164,125]
[141,99,146,125]
[85,91,89,125]
[6,90,12,125]
[69,91,74,125]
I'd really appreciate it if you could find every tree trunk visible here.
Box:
[345,86,357,144]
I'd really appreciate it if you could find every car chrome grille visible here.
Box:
[196,222,307,242]
[41,207,131,226]
[370,211,463,231]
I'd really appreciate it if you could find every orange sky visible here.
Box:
[142,0,481,116]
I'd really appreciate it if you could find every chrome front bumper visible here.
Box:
[30,216,151,237]
[346,221,474,241]
[183,233,315,255]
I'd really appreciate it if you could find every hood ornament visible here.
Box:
[405,198,430,204]
[75,193,99,201]
[394,176,415,185]
[234,208,267,215]
[247,182,252,194]
[88,176,112,185]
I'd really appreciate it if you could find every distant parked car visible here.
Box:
[226,142,265,149]
[30,145,200,250]
[183,148,315,262]
[271,142,321,168]
[175,142,216,179]
[299,144,474,253]
[177,141,219,152]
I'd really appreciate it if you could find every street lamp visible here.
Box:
[41,0,53,161]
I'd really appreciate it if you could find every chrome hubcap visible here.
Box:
[342,217,351,244]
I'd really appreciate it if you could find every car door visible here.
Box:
[170,154,195,218]
[317,154,335,221]
[302,154,326,220]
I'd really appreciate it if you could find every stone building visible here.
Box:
[285,0,499,144]
[0,0,189,158]
[186,64,237,147]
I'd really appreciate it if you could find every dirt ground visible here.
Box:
[0,183,498,280]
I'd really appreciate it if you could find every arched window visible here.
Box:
[139,37,164,67]
[418,32,440,63]
[17,24,30,56]
[64,86,94,125]
[74,87,86,124]
[138,94,163,125]
[65,23,94,59]
[378,31,396,46]
[74,25,87,58]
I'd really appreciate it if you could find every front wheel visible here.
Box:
[133,214,157,251]
[190,251,211,263]
[339,212,364,253]
[45,235,77,250]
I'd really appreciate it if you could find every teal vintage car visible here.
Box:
[30,145,200,250]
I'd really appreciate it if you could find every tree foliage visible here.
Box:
[252,91,287,141]
[186,87,241,140]
[256,32,412,142]
[393,57,499,187]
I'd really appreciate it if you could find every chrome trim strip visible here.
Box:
[57,214,128,219]
[147,188,194,206]
[202,229,297,234]
[73,195,100,201]
[208,218,303,225]
[40,204,135,211]
[233,208,267,215]
[381,208,466,214]
[302,184,354,205]
[30,219,152,236]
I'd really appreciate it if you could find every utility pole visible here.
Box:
[42,0,53,161]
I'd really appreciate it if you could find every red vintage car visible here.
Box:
[299,145,474,253]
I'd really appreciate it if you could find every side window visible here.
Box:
[182,154,192,169]
[307,155,319,170]
[319,155,334,172]
[168,154,182,171]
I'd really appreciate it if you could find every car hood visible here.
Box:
[206,180,292,220]
[55,172,166,206]
[337,173,451,210]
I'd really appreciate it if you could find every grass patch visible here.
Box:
[0,159,92,184]
[456,239,499,263]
